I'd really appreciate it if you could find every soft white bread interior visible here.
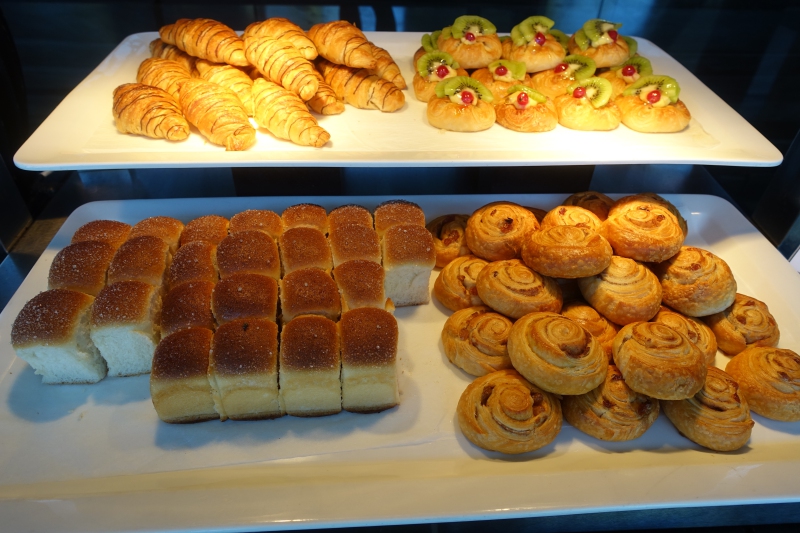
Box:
[382,224,436,306]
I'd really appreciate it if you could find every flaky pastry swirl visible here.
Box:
[725,346,800,421]
[465,201,539,261]
[433,255,488,312]
[540,205,602,232]
[441,305,514,376]
[578,256,661,325]
[702,293,779,356]
[521,225,612,279]
[562,191,614,221]
[652,306,718,366]
[476,259,562,319]
[426,214,471,268]
[457,369,562,454]
[599,201,684,262]
[561,300,619,362]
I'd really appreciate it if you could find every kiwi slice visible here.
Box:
[549,28,569,49]
[573,28,590,51]
[435,75,494,103]
[416,51,459,78]
[441,26,452,40]
[623,36,638,56]
[421,31,442,52]
[506,84,547,104]
[489,59,526,80]
[451,15,497,39]
[623,75,680,103]
[510,24,527,46]
[582,19,622,44]
[518,16,555,42]
[567,77,613,108]
[610,56,652,77]
[563,54,596,80]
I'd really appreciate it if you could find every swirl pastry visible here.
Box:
[457,369,562,454]
[561,300,619,361]
[465,201,539,261]
[725,346,800,422]
[508,312,607,395]
[562,191,614,221]
[613,321,706,400]
[652,306,718,367]
[609,193,688,236]
[652,246,737,317]
[662,367,754,451]
[599,199,684,263]
[540,205,602,232]
[476,259,562,319]
[521,225,612,279]
[434,255,488,312]
[426,214,471,268]
[441,305,514,376]
[563,365,659,441]
[578,256,662,325]
[702,293,780,356]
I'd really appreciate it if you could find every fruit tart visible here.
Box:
[427,76,495,132]
[437,16,502,69]
[616,75,691,133]
[413,51,467,102]
[568,19,630,68]
[471,59,529,102]
[494,85,557,132]
[529,54,596,100]
[413,30,442,66]
[502,16,567,73]
[597,56,653,99]
[554,77,621,131]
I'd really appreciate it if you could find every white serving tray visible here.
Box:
[13,32,782,171]
[0,193,799,533]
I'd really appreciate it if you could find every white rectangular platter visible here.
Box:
[14,32,782,171]
[0,193,799,533]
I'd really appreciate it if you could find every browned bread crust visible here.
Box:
[382,224,436,269]
[167,240,219,288]
[71,220,131,250]
[129,216,184,253]
[180,215,230,247]
[48,240,116,296]
[11,289,95,348]
[279,226,333,274]
[280,267,341,322]
[211,273,279,325]
[374,200,425,238]
[229,209,284,239]
[91,280,158,328]
[281,203,328,234]
[216,230,280,280]
[107,235,171,287]
[328,204,373,234]
[329,223,380,266]
[333,259,387,312]
[160,280,216,336]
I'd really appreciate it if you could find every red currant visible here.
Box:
[517,92,529,106]
[436,65,449,79]
[534,32,546,46]
[621,65,636,76]
[554,63,568,73]
[646,90,661,104]
[573,86,586,98]
[495,65,508,76]
[608,30,619,41]
[460,90,474,105]
[465,32,476,42]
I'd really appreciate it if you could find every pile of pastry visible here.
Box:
[414,15,690,133]
[10,200,436,424]
[113,17,406,150]
[427,192,798,455]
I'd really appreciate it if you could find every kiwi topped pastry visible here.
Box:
[471,60,529,102]
[494,85,557,133]
[597,56,653,99]
[616,75,691,133]
[413,51,467,103]
[568,19,630,68]
[554,77,621,131]
[529,54,596,100]
[414,30,443,66]
[502,16,567,73]
[427,76,496,132]
[437,16,503,69]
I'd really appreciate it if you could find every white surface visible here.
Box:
[14,32,782,171]
[0,193,799,533]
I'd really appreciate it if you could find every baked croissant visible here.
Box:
[370,45,407,89]
[244,35,319,101]
[243,18,318,60]
[306,70,345,115]
[136,57,192,100]
[251,78,330,148]
[316,59,405,112]
[179,78,256,151]
[159,18,248,67]
[149,38,197,73]
[194,59,255,116]
[307,20,377,69]
[112,83,190,141]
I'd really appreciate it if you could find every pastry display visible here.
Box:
[617,75,691,133]
[437,16,503,69]
[726,346,800,422]
[413,51,466,103]
[307,20,377,69]
[651,306,718,367]
[567,19,630,68]
[597,56,653,99]
[703,293,780,356]
[441,305,513,376]
[554,76,621,131]
[433,255,487,311]
[476,259,562,319]
[159,18,248,66]
[528,54,596,101]
[503,16,566,73]
[562,191,614,220]
[521,225,612,279]
[112,83,190,142]
[560,300,619,361]
[539,205,602,231]
[317,58,405,113]
[493,85,558,133]
[194,59,255,116]
[382,224,436,307]
[471,60,529,102]
[426,214,471,267]
[578,256,662,325]
[427,76,496,132]
[179,78,256,151]
[465,201,539,261]
[599,195,685,262]
[135,57,192,100]
[251,78,331,148]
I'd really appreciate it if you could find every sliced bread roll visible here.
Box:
[382,224,436,306]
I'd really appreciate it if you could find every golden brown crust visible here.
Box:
[529,68,580,101]
[333,259,387,312]
[243,17,318,60]
[426,97,496,132]
[129,216,185,252]
[433,255,487,312]
[71,220,131,250]
[441,305,513,376]
[210,318,278,376]
[91,280,158,328]
[307,20,377,69]
[280,267,341,323]
[211,273,278,325]
[112,83,190,142]
[457,369,562,454]
[476,259,562,319]
[195,59,255,116]
[280,315,339,371]
[340,307,398,366]
[179,78,256,151]
[151,327,213,380]
[282,203,328,233]
[609,193,688,236]
[149,38,197,72]
[426,214,471,268]
[180,215,230,247]
[370,45,406,89]
[329,204,373,234]
[329,223,380,266]
[725,346,800,422]
[159,18,247,66]
[561,300,620,362]
[465,201,539,261]
[279,226,333,274]
[107,235,170,287]
[652,306,718,367]
[11,289,95,348]
[412,68,470,103]
[317,59,405,112]
[229,209,284,239]
[306,70,346,115]
[48,241,116,296]
[382,224,437,268]
[562,191,614,221]
[567,33,629,68]
[578,256,662,325]
[135,58,192,101]
[521,225,612,279]
[599,199,684,263]
[251,78,330,147]
[216,229,280,280]
[613,321,706,400]
[540,205,602,232]
[437,34,503,69]
[597,69,628,99]
[374,200,425,237]
[167,241,219,288]
[501,35,566,73]
[160,280,216,336]
[703,293,780,356]
[616,95,691,133]
[470,68,530,103]
[554,93,621,131]
[494,94,558,133]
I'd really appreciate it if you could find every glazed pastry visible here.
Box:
[426,214,471,268]
[617,75,691,133]
[437,16,503,69]
[112,83,189,142]
[563,365,659,441]
[599,196,684,262]
[307,20,377,69]
[433,254,487,311]
[553,76,621,131]
[427,76,495,132]
[317,59,405,112]
[561,299,619,361]
[521,225,612,279]
[662,366,754,451]
[370,45,407,89]
[243,18,318,60]
[493,85,558,133]
[651,306,718,367]
[597,56,653,99]
[508,311,608,395]
[568,19,630,68]
[413,51,467,103]
[465,201,539,261]
[476,259,562,319]
[725,346,800,422]
[578,256,662,325]
[502,16,566,73]
[471,59,529,102]
[528,54,596,100]
[651,246,737,317]
[608,193,688,236]
[251,78,331,148]
[136,57,192,101]
[159,18,248,66]
[149,38,197,73]
[179,79,256,151]
[414,30,443,65]
[613,321,706,400]
[457,369,562,454]
[244,35,319,101]
[194,59,255,116]
[441,305,514,376]
[703,293,780,356]
[562,191,614,221]
[306,70,345,115]
[540,205,602,232]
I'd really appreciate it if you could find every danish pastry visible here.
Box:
[703,293,780,356]
[539,205,602,232]
[520,225,612,279]
[599,196,684,262]
[528,54,596,101]
[493,86,558,133]
[426,214,471,268]
[578,256,662,325]
[725,346,800,422]
[471,60,529,102]
[562,191,614,221]
[597,56,653,99]
[441,305,514,376]
[437,17,503,69]
[567,19,630,68]
[553,77,621,131]
[561,299,619,361]
[465,201,539,261]
[617,75,691,133]
[476,259,562,319]
[651,306,718,367]
[433,255,487,311]
[502,16,566,73]
[427,76,496,132]
[413,51,468,103]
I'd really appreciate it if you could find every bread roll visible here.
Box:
[282,203,329,234]
[180,215,230,247]
[465,201,539,261]
[278,226,333,275]
[702,293,779,356]
[279,267,341,323]
[578,256,661,325]
[426,214,470,268]
[433,254,487,312]
[71,220,131,250]
[216,230,280,280]
[374,200,426,238]
[211,273,279,325]
[229,209,284,240]
[329,223,381,267]
[160,280,216,337]
[725,346,800,422]
[333,259,390,313]
[107,235,171,287]
[166,241,219,288]
[476,259,562,319]
[328,204,374,235]
[382,224,436,307]
[441,305,514,376]
[129,216,184,254]
[48,240,116,297]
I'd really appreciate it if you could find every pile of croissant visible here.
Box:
[112,17,407,150]
[426,192,799,455]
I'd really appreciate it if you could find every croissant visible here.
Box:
[316,59,405,112]
[244,35,319,101]
[243,18,318,60]
[112,83,190,141]
[194,59,255,116]
[251,78,330,148]
[306,70,345,115]
[179,78,256,151]
[159,18,248,67]
[370,45,407,89]
[149,38,197,73]
[136,57,192,100]
[307,20,377,69]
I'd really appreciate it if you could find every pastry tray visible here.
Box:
[13,32,782,171]
[1,193,799,533]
